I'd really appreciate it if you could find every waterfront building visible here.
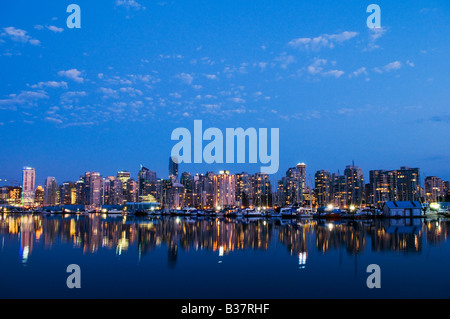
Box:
[22,167,35,207]
[60,182,75,205]
[277,162,307,207]
[0,186,22,206]
[368,170,397,207]
[236,172,252,207]
[75,178,86,205]
[44,177,59,206]
[34,186,44,207]
[424,176,446,202]
[368,167,421,207]
[330,173,347,208]
[126,179,137,203]
[103,176,124,205]
[343,164,365,207]
[117,171,131,204]
[84,172,103,207]
[180,172,194,207]
[396,167,421,202]
[138,166,157,202]
[216,170,236,208]
[382,201,423,217]
[314,170,331,207]
[252,172,272,208]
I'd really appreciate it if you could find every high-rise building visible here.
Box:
[330,173,347,208]
[236,172,252,207]
[126,179,137,203]
[216,170,235,208]
[0,186,22,205]
[22,167,35,207]
[314,170,331,207]
[424,176,446,202]
[138,166,157,202]
[75,178,86,205]
[368,170,397,207]
[117,171,131,204]
[103,176,124,205]
[84,172,103,207]
[34,186,44,207]
[367,167,421,207]
[169,156,179,182]
[343,164,365,207]
[277,163,307,207]
[252,172,272,208]
[396,167,421,202]
[60,182,75,205]
[44,177,59,206]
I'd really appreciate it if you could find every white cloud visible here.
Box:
[376,61,402,73]
[0,90,48,110]
[275,53,295,69]
[349,67,368,78]
[58,69,84,83]
[119,87,143,96]
[45,117,63,124]
[176,72,194,85]
[288,31,358,51]
[170,92,182,98]
[322,70,345,78]
[307,59,327,75]
[99,87,118,98]
[116,0,145,10]
[365,27,387,51]
[1,27,40,46]
[47,25,64,33]
[229,97,246,104]
[31,81,68,89]
[306,59,344,78]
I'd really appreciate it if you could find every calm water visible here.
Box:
[0,213,449,299]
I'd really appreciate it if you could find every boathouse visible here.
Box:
[382,201,423,217]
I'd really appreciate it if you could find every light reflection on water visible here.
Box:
[0,213,449,298]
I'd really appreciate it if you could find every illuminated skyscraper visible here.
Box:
[216,170,236,208]
[252,172,272,208]
[44,177,59,206]
[84,172,103,207]
[22,167,35,207]
[34,186,44,207]
[424,176,445,202]
[314,170,331,207]
[138,166,157,202]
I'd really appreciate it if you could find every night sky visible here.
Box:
[0,0,449,187]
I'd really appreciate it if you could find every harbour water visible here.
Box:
[1,213,449,299]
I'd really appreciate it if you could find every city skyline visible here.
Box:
[1,1,449,185]
[1,159,448,210]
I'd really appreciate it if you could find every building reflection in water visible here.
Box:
[1,213,449,267]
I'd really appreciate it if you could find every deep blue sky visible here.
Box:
[0,0,449,187]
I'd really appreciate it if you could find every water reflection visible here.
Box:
[0,213,449,267]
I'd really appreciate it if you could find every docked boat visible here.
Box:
[106,208,123,215]
[183,207,198,216]
[280,207,296,218]
[296,207,314,218]
[242,208,263,217]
